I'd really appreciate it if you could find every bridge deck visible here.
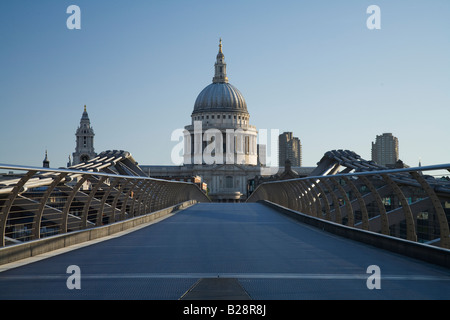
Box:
[1,203,449,300]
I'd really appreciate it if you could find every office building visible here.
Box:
[279,132,302,167]
[371,133,399,167]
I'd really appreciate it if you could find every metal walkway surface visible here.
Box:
[1,203,449,300]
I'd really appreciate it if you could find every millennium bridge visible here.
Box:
[0,150,449,300]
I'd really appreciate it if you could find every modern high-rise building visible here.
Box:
[278,132,302,167]
[371,133,399,167]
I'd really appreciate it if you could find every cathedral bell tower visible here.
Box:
[72,105,96,165]
[42,150,50,168]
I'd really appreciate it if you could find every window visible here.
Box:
[226,176,233,188]
[245,136,249,154]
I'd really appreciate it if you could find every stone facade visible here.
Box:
[72,105,96,165]
[144,40,262,202]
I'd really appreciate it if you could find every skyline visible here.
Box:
[1,1,449,169]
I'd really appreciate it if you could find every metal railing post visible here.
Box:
[313,179,331,221]
[381,174,417,242]
[0,171,37,247]
[342,176,369,230]
[410,171,450,248]
[359,175,390,235]
[33,172,68,240]
[81,175,108,228]
[61,174,89,234]
[97,177,121,226]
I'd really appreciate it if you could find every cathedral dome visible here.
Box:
[193,82,247,114]
[192,39,248,115]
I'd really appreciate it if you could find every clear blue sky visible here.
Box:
[1,0,449,168]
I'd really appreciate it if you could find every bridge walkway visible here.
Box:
[1,203,449,299]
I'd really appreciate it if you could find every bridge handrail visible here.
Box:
[0,164,210,247]
[0,163,194,184]
[247,163,450,249]
[259,163,450,184]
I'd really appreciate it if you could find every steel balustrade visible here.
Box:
[247,164,450,249]
[0,164,210,247]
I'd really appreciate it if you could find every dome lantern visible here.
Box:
[213,38,228,84]
[192,39,248,115]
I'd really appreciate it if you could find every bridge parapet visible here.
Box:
[0,160,210,248]
[248,157,450,250]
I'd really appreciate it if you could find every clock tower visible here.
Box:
[72,105,96,165]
